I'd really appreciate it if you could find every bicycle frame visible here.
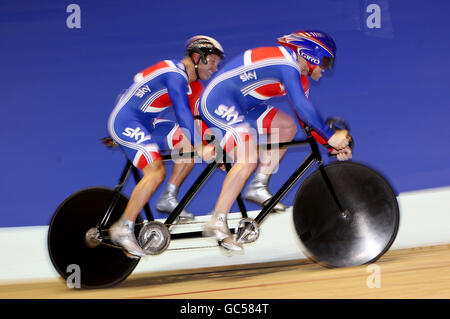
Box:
[48,125,398,289]
[98,127,345,240]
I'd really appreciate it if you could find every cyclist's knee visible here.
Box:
[246,161,258,174]
[234,142,258,174]
[272,111,297,139]
[285,115,298,136]
[232,135,258,164]
[142,160,166,185]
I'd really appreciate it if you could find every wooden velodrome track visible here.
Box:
[0,244,448,299]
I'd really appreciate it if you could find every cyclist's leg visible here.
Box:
[199,95,258,250]
[213,130,258,214]
[151,119,195,219]
[205,130,258,250]
[108,113,166,257]
[253,106,297,174]
[245,106,297,211]
[123,160,166,221]
[111,160,165,258]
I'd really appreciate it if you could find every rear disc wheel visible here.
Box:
[48,187,143,288]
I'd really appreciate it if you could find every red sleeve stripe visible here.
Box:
[141,61,170,78]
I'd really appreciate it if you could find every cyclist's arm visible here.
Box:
[188,81,211,145]
[280,65,334,141]
[297,74,333,149]
[297,120,333,150]
[165,73,196,145]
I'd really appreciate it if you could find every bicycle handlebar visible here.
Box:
[323,117,354,152]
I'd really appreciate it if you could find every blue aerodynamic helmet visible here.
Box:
[277,30,336,71]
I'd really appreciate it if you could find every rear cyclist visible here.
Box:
[107,36,224,258]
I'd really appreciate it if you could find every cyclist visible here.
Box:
[108,35,224,258]
[198,30,352,250]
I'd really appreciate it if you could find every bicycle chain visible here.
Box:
[97,217,244,252]
[100,216,244,233]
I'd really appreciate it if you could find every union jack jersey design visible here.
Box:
[199,46,334,143]
[107,60,200,170]
[109,59,195,144]
[189,79,283,148]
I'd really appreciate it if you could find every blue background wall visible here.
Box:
[1,0,449,227]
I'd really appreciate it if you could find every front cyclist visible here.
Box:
[108,36,224,258]
[198,30,352,250]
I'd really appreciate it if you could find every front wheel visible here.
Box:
[47,187,143,288]
[293,162,400,268]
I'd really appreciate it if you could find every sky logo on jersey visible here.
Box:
[122,127,152,144]
[240,70,257,82]
[214,104,244,125]
[135,85,151,98]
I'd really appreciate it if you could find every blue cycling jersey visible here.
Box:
[199,46,334,142]
[109,60,195,145]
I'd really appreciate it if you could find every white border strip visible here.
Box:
[1,186,450,283]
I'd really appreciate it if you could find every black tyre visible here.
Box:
[293,162,400,267]
[48,187,143,288]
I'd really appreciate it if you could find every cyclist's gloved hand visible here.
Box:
[330,146,352,161]
[327,129,352,151]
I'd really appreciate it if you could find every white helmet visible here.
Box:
[185,35,224,64]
